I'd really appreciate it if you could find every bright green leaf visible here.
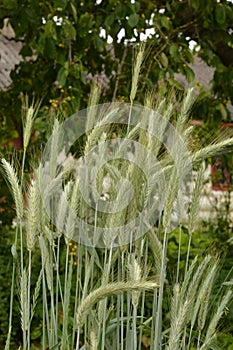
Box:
[169,45,179,58]
[57,66,69,86]
[161,16,170,30]
[128,13,139,28]
[70,2,77,23]
[219,103,228,120]
[160,52,169,68]
[183,48,194,63]
[184,65,195,83]
[158,70,166,80]
[170,78,184,91]
[158,81,168,96]
[80,71,86,84]
[71,63,80,79]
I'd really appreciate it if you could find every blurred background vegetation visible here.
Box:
[0,0,232,146]
[0,0,233,348]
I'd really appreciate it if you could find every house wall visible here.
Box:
[195,164,233,223]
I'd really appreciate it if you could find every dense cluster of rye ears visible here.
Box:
[1,45,233,349]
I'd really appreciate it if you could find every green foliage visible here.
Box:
[0,0,232,147]
[0,225,19,349]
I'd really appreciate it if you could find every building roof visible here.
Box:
[0,35,22,90]
[175,55,215,90]
[175,56,233,119]
[0,20,22,90]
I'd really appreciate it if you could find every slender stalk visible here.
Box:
[121,250,125,350]
[154,229,168,350]
[72,242,82,349]
[127,101,133,135]
[101,244,113,350]
[138,238,149,350]
[42,266,51,348]
[20,226,27,350]
[176,224,182,283]
[42,292,46,350]
[185,234,192,278]
[133,305,138,350]
[4,228,18,350]
[76,327,80,350]
[116,257,121,350]
[61,243,71,349]
[27,250,32,350]
[21,149,26,188]
[55,235,61,345]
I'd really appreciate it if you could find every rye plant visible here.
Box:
[1,48,233,350]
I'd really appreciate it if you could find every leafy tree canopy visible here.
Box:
[0,0,232,146]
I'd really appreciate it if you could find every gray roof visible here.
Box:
[175,56,215,90]
[0,20,22,90]
[0,35,22,90]
[175,56,233,119]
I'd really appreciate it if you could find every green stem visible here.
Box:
[61,243,70,350]
[133,305,138,350]
[101,245,113,350]
[185,234,192,278]
[27,250,32,350]
[176,224,182,283]
[154,229,168,350]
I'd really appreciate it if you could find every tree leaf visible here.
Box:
[70,2,77,23]
[170,78,184,91]
[56,51,66,65]
[54,0,67,8]
[190,0,200,11]
[115,4,127,18]
[158,81,168,96]
[128,13,139,28]
[37,33,46,54]
[161,16,170,30]
[63,19,76,40]
[57,66,69,86]
[105,14,115,27]
[184,65,195,83]
[44,38,57,59]
[169,45,179,59]
[218,103,228,120]
[215,5,226,25]
[44,20,57,41]
[160,52,169,68]
[93,37,104,52]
